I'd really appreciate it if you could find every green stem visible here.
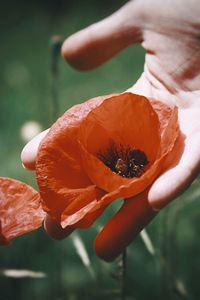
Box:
[121,248,127,300]
[118,248,127,300]
[50,35,62,121]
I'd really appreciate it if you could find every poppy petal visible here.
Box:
[60,187,106,227]
[75,203,108,228]
[0,177,45,245]
[78,93,161,193]
[150,99,173,134]
[36,95,114,222]
[95,107,179,206]
[79,93,160,162]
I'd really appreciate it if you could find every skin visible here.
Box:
[21,0,200,259]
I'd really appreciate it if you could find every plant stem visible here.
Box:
[50,35,62,121]
[119,248,127,300]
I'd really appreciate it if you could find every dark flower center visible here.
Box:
[98,144,148,178]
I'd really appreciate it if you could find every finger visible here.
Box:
[94,190,156,261]
[148,133,200,210]
[21,129,49,170]
[44,214,74,240]
[62,1,143,70]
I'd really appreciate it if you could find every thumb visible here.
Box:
[62,0,144,70]
[21,129,49,170]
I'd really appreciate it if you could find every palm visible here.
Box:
[129,58,200,208]
[21,0,200,259]
[60,0,200,208]
[22,0,200,210]
[121,0,200,206]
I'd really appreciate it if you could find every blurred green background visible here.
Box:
[0,1,200,299]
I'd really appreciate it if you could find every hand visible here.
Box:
[21,0,200,260]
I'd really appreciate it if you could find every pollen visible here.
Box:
[98,144,148,178]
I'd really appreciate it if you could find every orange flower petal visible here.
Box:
[80,93,160,161]
[95,107,179,206]
[60,189,106,228]
[150,99,173,134]
[75,204,108,228]
[36,95,114,222]
[0,177,45,245]
[59,186,105,227]
[78,93,160,192]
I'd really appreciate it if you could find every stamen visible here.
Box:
[98,144,148,178]
[115,158,128,175]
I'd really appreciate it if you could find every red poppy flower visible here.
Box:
[36,92,179,254]
[0,177,45,245]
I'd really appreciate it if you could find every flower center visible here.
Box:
[98,144,148,178]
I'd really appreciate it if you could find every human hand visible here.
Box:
[21,0,200,260]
